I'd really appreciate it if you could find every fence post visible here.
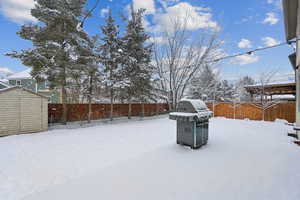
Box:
[128,102,132,119]
[212,101,215,117]
[233,102,236,120]
[141,102,145,119]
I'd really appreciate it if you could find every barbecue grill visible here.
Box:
[169,99,213,149]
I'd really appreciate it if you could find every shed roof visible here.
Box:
[0,87,49,99]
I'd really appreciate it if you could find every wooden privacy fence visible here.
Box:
[48,103,169,123]
[48,102,295,123]
[206,102,295,123]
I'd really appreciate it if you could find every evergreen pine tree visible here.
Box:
[7,0,89,124]
[122,5,153,118]
[77,35,101,123]
[219,80,235,102]
[235,76,255,102]
[99,10,126,121]
[189,65,219,101]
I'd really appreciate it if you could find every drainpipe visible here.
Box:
[296,20,300,138]
[296,7,300,138]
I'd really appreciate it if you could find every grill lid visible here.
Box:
[184,99,208,111]
[170,99,213,121]
[177,99,210,113]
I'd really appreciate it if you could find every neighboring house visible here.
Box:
[7,69,60,103]
[0,80,11,90]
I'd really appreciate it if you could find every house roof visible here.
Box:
[282,0,299,40]
[0,80,11,88]
[7,68,32,80]
[0,78,8,83]
[0,86,49,99]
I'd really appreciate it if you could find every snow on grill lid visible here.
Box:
[178,99,209,112]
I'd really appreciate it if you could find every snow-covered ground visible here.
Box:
[0,117,300,200]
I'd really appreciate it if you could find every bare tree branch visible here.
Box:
[152,14,222,110]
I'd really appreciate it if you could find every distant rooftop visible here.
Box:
[246,80,295,88]
[7,68,32,80]
[245,81,296,96]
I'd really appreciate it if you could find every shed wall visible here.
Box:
[0,88,48,136]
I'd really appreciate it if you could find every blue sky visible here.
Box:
[0,0,295,82]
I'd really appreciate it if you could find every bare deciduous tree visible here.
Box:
[250,69,278,120]
[152,15,223,110]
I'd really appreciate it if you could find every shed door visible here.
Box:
[20,97,43,132]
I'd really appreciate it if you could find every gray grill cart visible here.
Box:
[169,99,213,149]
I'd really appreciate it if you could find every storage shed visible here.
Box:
[0,87,48,136]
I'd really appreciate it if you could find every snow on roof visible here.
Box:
[245,80,295,87]
[0,86,48,99]
[0,79,8,83]
[7,68,32,80]
[272,94,295,100]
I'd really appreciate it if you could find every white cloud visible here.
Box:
[262,12,279,25]
[266,0,282,10]
[160,0,180,9]
[0,0,37,24]
[238,39,252,48]
[262,37,280,46]
[153,2,219,32]
[0,67,13,74]
[235,16,254,24]
[231,54,259,65]
[100,7,109,18]
[148,36,168,44]
[133,0,155,14]
[0,67,13,79]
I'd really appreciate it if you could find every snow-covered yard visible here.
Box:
[1,117,300,200]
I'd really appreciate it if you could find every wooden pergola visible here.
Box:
[245,82,296,101]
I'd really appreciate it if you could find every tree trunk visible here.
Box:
[110,88,114,121]
[61,86,67,125]
[169,91,174,111]
[128,100,132,119]
[87,75,93,123]
[212,101,215,117]
[167,100,172,113]
[141,102,145,119]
